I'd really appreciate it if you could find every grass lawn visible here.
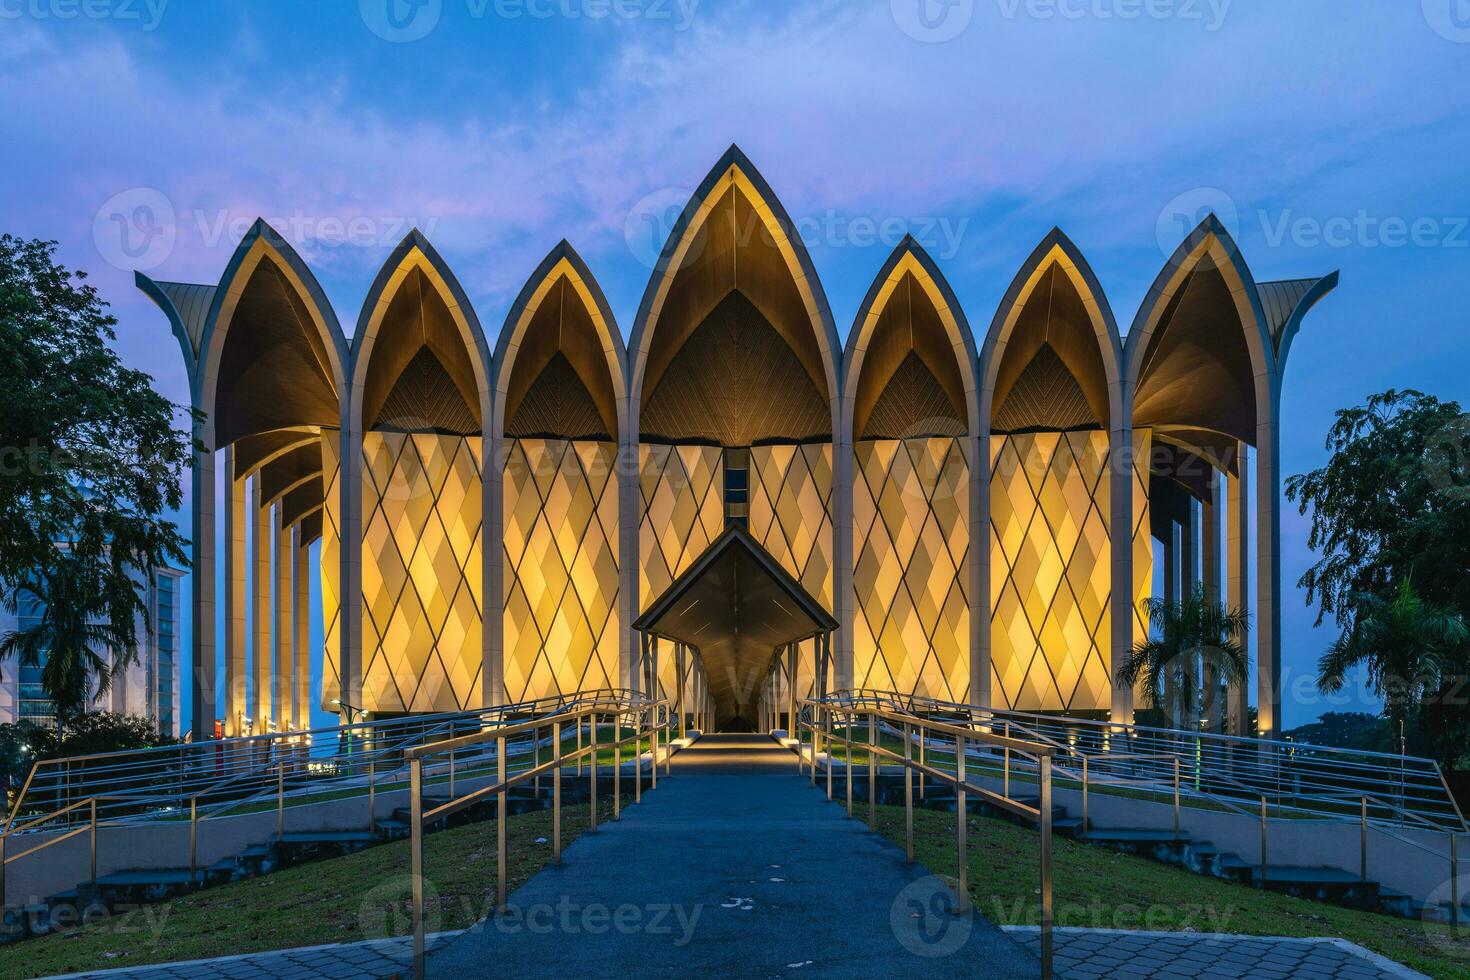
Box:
[873,803,1470,979]
[0,793,625,979]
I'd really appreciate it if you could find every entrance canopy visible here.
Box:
[634,524,836,730]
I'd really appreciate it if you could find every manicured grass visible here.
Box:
[872,803,1470,979]
[0,792,627,979]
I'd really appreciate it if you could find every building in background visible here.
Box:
[138,146,1337,737]
[0,567,184,736]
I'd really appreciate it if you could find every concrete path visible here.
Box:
[426,733,1039,978]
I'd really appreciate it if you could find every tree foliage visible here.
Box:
[1117,584,1250,729]
[0,235,194,715]
[1285,388,1470,628]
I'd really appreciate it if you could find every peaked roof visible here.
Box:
[634,523,835,728]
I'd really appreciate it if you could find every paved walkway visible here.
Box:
[427,732,1037,977]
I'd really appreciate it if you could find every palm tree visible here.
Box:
[0,555,135,740]
[1117,584,1250,730]
[1317,578,1467,738]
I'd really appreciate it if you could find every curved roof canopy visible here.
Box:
[845,240,976,441]
[352,232,489,435]
[496,242,626,442]
[985,231,1122,433]
[630,146,839,445]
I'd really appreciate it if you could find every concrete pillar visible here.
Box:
[833,409,856,693]
[250,477,271,731]
[1227,447,1250,736]
[272,506,290,731]
[338,424,363,721]
[619,431,641,695]
[190,421,217,740]
[1202,470,1224,733]
[291,524,310,730]
[1257,409,1282,741]
[969,428,988,708]
[1109,414,1136,726]
[484,429,506,707]
[223,448,246,737]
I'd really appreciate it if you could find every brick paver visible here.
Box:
[1006,927,1425,980]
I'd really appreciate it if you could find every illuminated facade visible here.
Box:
[140,146,1336,738]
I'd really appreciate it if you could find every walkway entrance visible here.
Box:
[425,734,1040,977]
[633,526,836,732]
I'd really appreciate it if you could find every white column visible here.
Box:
[272,506,290,730]
[223,448,246,737]
[1201,469,1224,733]
[1257,407,1282,741]
[1227,446,1250,736]
[291,524,310,730]
[1109,419,1136,725]
[338,423,364,721]
[484,429,505,706]
[251,477,271,731]
[191,421,217,739]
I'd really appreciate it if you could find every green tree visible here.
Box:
[1285,389,1470,627]
[0,235,193,716]
[1316,579,1468,765]
[1117,584,1251,729]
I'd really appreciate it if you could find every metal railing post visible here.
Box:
[868,711,877,831]
[1259,796,1268,887]
[449,749,456,799]
[90,798,98,884]
[534,723,542,796]
[810,709,819,787]
[845,712,854,818]
[410,757,425,980]
[1003,720,1010,799]
[956,734,968,914]
[919,727,926,801]
[1081,756,1089,835]
[577,716,584,777]
[189,798,198,877]
[589,712,598,831]
[1040,753,1053,980]
[277,764,285,838]
[650,708,659,790]
[904,721,914,863]
[1172,757,1181,841]
[368,761,376,834]
[634,714,642,804]
[825,707,833,801]
[1360,797,1368,882]
[613,712,623,821]
[497,734,507,913]
[1452,834,1460,934]
[664,706,672,778]
[553,721,563,865]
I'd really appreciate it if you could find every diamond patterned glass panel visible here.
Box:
[358,432,484,713]
[748,443,834,611]
[503,438,620,703]
[989,431,1120,711]
[853,438,969,702]
[638,444,724,611]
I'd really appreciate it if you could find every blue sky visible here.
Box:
[4,0,1469,731]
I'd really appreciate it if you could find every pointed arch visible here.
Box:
[842,237,979,441]
[197,220,349,449]
[628,145,841,442]
[350,230,491,434]
[1124,214,1274,447]
[981,229,1123,431]
[492,240,628,444]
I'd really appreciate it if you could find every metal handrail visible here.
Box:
[402,695,676,979]
[829,690,1467,833]
[794,698,1056,978]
